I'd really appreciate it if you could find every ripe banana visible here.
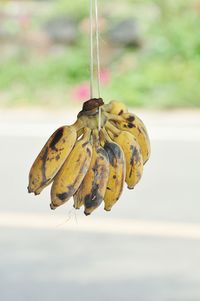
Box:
[28,121,82,195]
[28,98,150,215]
[101,129,126,211]
[109,112,151,164]
[74,130,110,215]
[106,122,143,189]
[50,128,92,209]
[104,101,128,116]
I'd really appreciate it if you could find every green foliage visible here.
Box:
[0,0,200,108]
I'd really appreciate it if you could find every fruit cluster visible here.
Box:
[28,100,150,215]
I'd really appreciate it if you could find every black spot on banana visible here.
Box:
[104,141,122,167]
[49,127,64,151]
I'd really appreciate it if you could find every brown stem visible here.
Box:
[82,98,104,112]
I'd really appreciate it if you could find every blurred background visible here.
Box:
[1,0,200,107]
[0,0,200,301]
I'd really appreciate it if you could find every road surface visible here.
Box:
[0,108,200,301]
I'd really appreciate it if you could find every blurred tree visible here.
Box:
[0,0,200,108]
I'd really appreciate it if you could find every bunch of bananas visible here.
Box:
[28,99,150,215]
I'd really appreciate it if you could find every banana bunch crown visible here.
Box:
[28,98,150,215]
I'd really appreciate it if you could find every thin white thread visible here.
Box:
[94,0,101,99]
[90,0,94,99]
[56,208,79,228]
[98,107,101,131]
[94,0,102,132]
[90,0,102,132]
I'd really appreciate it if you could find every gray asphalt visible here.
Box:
[1,120,200,301]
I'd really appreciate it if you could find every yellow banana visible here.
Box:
[101,129,126,211]
[28,120,82,195]
[109,112,151,164]
[50,128,92,209]
[73,193,84,210]
[104,101,128,116]
[74,130,109,215]
[28,98,150,215]
[106,122,143,189]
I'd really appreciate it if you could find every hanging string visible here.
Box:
[89,0,94,99]
[94,0,102,131]
[94,0,101,99]
[89,0,102,132]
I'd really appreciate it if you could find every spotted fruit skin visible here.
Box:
[106,122,143,189]
[28,125,77,195]
[103,140,125,211]
[74,130,110,216]
[50,128,92,209]
[112,112,150,164]
[104,101,128,116]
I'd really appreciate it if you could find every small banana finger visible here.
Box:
[28,119,82,195]
[103,100,128,116]
[74,130,109,216]
[101,129,125,211]
[111,112,151,164]
[50,128,92,209]
[106,122,143,189]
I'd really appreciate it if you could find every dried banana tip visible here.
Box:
[104,207,111,212]
[50,203,57,210]
[73,204,80,210]
[27,186,32,193]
